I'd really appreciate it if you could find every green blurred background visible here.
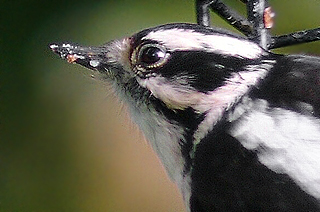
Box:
[1,0,319,211]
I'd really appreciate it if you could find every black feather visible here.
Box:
[191,129,320,212]
[252,54,320,116]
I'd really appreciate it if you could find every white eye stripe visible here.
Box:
[143,28,264,59]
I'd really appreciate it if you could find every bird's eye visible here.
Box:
[140,46,165,64]
[136,43,169,68]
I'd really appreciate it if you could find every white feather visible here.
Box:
[230,99,320,198]
[143,28,263,59]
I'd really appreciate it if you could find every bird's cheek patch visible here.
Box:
[137,76,203,110]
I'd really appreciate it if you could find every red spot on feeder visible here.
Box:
[264,7,275,29]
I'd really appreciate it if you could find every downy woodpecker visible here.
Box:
[50,23,320,212]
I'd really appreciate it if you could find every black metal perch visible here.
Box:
[195,0,320,50]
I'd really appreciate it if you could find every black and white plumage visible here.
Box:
[50,23,320,211]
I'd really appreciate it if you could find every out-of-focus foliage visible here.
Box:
[1,0,319,211]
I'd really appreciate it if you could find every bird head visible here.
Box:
[50,23,275,206]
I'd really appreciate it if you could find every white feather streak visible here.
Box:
[143,28,263,59]
[231,99,320,199]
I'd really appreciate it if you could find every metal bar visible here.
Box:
[209,1,253,36]
[246,0,271,49]
[196,0,216,26]
[269,27,320,49]
[195,0,320,50]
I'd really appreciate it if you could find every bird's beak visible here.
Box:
[49,43,107,70]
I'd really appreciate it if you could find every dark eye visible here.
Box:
[136,43,169,68]
[140,46,165,64]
